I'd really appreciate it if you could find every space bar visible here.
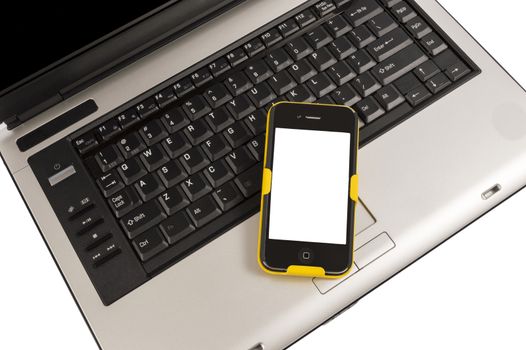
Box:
[371,44,428,85]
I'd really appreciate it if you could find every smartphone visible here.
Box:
[258,102,359,278]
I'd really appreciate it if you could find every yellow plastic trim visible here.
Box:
[262,168,272,195]
[287,265,326,277]
[350,174,359,202]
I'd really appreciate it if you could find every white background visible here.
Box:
[1,1,526,349]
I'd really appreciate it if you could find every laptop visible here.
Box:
[1,0,526,349]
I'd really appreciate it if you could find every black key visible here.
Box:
[108,187,142,218]
[65,196,94,219]
[205,107,235,132]
[352,71,382,97]
[140,119,168,146]
[414,60,440,81]
[245,61,273,84]
[261,28,282,47]
[181,173,212,201]
[82,231,112,251]
[226,147,256,174]
[345,0,383,26]
[325,14,351,38]
[140,144,169,171]
[96,144,124,172]
[406,85,432,106]
[183,95,212,121]
[285,37,313,61]
[268,70,297,95]
[118,158,147,185]
[371,44,428,85]
[367,27,412,62]
[445,61,470,82]
[116,109,141,130]
[327,61,356,85]
[347,25,376,49]
[135,98,159,119]
[213,181,244,211]
[375,85,405,111]
[391,1,416,23]
[208,57,231,77]
[317,95,335,105]
[225,95,254,121]
[347,50,376,74]
[191,67,213,87]
[204,160,235,188]
[425,72,451,94]
[244,109,267,135]
[158,160,187,188]
[90,242,121,267]
[247,82,277,108]
[406,16,432,39]
[355,96,385,123]
[308,72,337,98]
[202,134,232,161]
[309,47,337,72]
[379,0,402,7]
[286,85,316,103]
[184,119,214,146]
[314,1,336,17]
[278,18,300,38]
[394,72,421,94]
[305,27,333,50]
[159,211,195,244]
[120,200,167,239]
[266,48,294,73]
[226,47,248,67]
[162,132,192,159]
[288,59,317,83]
[433,49,459,71]
[330,84,361,106]
[186,195,222,228]
[204,84,232,109]
[135,173,165,202]
[329,36,356,60]
[154,87,177,109]
[247,134,265,161]
[132,227,168,261]
[367,12,398,37]
[74,132,98,155]
[179,147,210,174]
[243,38,266,57]
[421,32,447,56]
[97,170,125,197]
[117,132,146,159]
[97,118,121,141]
[73,213,103,235]
[224,122,253,148]
[224,71,253,96]
[173,77,195,98]
[295,9,316,28]
[160,107,189,133]
[334,0,352,8]
[159,186,190,215]
[235,164,263,197]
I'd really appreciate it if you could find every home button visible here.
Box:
[299,248,314,263]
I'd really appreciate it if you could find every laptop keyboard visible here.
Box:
[33,0,478,303]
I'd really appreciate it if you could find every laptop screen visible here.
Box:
[1,1,177,93]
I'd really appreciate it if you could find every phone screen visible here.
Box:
[268,127,351,245]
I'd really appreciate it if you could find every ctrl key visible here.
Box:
[91,242,121,267]
[132,228,169,261]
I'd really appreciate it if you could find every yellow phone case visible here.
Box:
[257,101,359,278]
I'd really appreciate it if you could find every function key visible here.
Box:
[116,109,141,129]
[243,38,265,57]
[314,1,336,17]
[405,16,432,39]
[345,0,383,27]
[136,98,159,119]
[132,227,169,261]
[295,9,316,28]
[261,28,282,48]
[97,118,121,141]
[277,18,299,38]
[154,86,177,108]
[191,67,213,87]
[420,32,448,56]
[96,144,124,172]
[97,170,125,197]
[208,57,231,77]
[90,242,121,267]
[66,196,94,219]
[74,132,99,155]
[174,77,195,98]
[391,1,416,23]
[226,47,248,67]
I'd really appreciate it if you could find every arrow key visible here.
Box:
[406,85,432,107]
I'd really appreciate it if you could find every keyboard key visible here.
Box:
[327,61,356,85]
[183,95,212,121]
[73,213,103,235]
[224,71,253,96]
[159,211,195,244]
[245,61,273,84]
[347,50,376,74]
[308,72,337,98]
[121,200,167,239]
[317,95,335,105]
[295,9,316,28]
[140,119,168,146]
[266,48,294,73]
[352,71,382,97]
[347,25,376,49]
[285,37,314,61]
[433,49,459,71]
[204,84,232,109]
[425,72,451,93]
[160,107,189,133]
[328,36,357,60]
[135,98,159,118]
[90,242,121,267]
[135,173,165,202]
[108,187,141,218]
[309,47,337,71]
[268,70,297,96]
[414,60,440,81]
[394,72,421,94]
[226,147,256,174]
[226,47,248,67]
[83,231,112,251]
[406,16,432,39]
[97,118,121,141]
[278,18,300,38]
[181,173,213,201]
[289,59,317,84]
[186,195,222,228]
[331,84,361,106]
[162,132,192,158]
[117,132,146,159]
[74,132,98,155]
[159,186,190,215]
[406,85,432,106]
[305,27,333,50]
[96,144,124,172]
[421,32,447,56]
[367,12,398,37]
[213,181,244,211]
[173,77,195,98]
[247,135,265,161]
[190,67,213,87]
[118,158,147,185]
[445,61,470,82]
[355,96,385,123]
[379,0,402,7]
[391,1,416,23]
[247,82,277,108]
[314,1,336,17]
[179,147,210,174]
[286,85,316,103]
[375,85,405,111]
[97,170,125,197]
[235,164,263,197]
[243,38,266,57]
[132,227,169,261]
[371,44,428,85]
[205,107,235,132]
[367,27,412,62]
[345,0,383,27]
[158,160,187,188]
[116,109,141,130]
[208,57,231,77]
[204,160,235,188]
[244,109,267,135]
[334,0,352,8]
[202,134,232,161]
[140,144,169,171]
[224,122,253,148]
[226,95,255,120]
[261,28,282,47]
[184,119,214,146]
[325,14,351,38]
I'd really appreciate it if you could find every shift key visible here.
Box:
[120,201,167,239]
[372,44,428,85]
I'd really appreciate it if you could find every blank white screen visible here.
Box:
[268,128,350,245]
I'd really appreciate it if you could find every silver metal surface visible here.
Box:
[1,0,526,349]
